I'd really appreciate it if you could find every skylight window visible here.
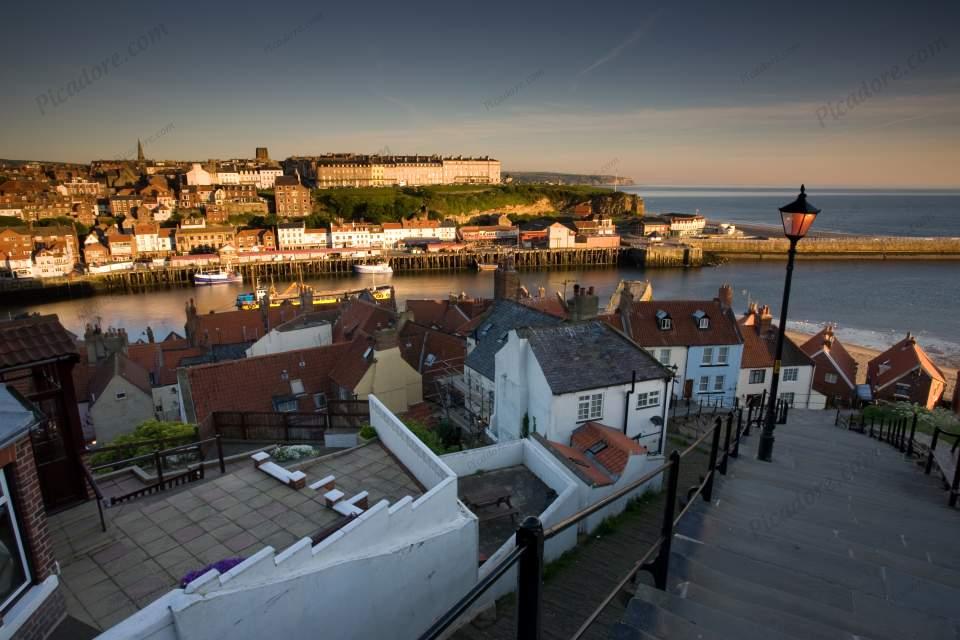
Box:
[425,354,437,367]
[586,441,608,455]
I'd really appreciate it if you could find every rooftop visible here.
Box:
[517,320,670,394]
[0,314,79,371]
[464,299,563,380]
[49,442,421,631]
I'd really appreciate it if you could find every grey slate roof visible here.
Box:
[518,320,671,395]
[464,300,563,380]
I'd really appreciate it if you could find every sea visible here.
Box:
[3,187,959,368]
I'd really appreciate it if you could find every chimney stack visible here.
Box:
[759,305,773,331]
[568,283,599,321]
[717,283,733,310]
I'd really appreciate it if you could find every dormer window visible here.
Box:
[693,310,710,329]
[656,310,672,331]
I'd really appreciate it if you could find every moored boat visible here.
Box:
[194,269,243,285]
[475,262,498,272]
[354,262,393,274]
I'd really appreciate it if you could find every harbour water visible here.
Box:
[2,188,958,367]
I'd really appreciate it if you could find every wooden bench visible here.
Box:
[251,452,307,489]
[477,507,519,524]
[463,488,513,511]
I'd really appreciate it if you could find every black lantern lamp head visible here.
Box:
[779,184,820,240]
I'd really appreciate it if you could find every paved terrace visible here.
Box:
[48,442,422,631]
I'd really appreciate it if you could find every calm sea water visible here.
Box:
[622,186,960,237]
[2,188,958,367]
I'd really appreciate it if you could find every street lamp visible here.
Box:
[757,185,820,462]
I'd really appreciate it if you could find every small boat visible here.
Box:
[235,283,394,310]
[194,269,242,286]
[475,262,498,272]
[354,262,393,275]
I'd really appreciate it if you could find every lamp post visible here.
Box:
[757,185,820,462]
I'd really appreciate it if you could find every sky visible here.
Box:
[2,0,959,187]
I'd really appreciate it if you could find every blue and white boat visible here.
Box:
[193,268,243,285]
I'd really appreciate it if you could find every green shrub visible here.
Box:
[403,418,448,455]
[359,424,377,440]
[89,420,197,468]
[271,445,318,462]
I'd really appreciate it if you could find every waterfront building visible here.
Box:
[491,320,672,451]
[132,221,165,256]
[174,225,236,254]
[105,232,136,261]
[867,333,946,410]
[735,303,821,408]
[662,212,706,236]
[639,216,671,237]
[800,325,859,408]
[82,235,110,266]
[329,220,379,248]
[274,175,311,217]
[604,285,744,405]
[288,154,501,188]
[236,228,277,252]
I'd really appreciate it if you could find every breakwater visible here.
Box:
[687,236,960,260]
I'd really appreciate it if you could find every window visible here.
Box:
[782,368,798,382]
[115,392,126,400]
[0,469,31,611]
[656,310,671,331]
[313,393,327,411]
[780,392,795,406]
[290,379,305,395]
[714,375,725,391]
[577,393,603,421]
[895,382,911,397]
[702,348,713,365]
[698,376,709,393]
[275,398,298,412]
[749,369,766,384]
[718,347,729,365]
[658,349,671,366]
[824,372,838,384]
[636,389,661,409]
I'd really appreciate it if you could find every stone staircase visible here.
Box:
[612,410,960,640]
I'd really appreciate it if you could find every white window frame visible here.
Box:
[658,349,670,366]
[824,372,838,384]
[577,393,603,422]
[0,469,32,612]
[714,375,725,392]
[749,369,765,384]
[782,368,798,382]
[718,347,729,365]
[780,392,795,406]
[698,376,709,393]
[702,348,713,365]
[636,389,660,409]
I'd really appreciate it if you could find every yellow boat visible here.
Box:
[236,282,393,310]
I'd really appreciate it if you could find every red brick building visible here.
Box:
[867,333,946,410]
[800,325,859,408]
[274,176,311,218]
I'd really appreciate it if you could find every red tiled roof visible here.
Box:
[405,298,489,334]
[542,440,614,486]
[517,296,568,320]
[737,315,812,370]
[88,353,152,400]
[329,337,374,390]
[571,422,645,475]
[193,306,301,346]
[184,342,349,424]
[607,300,742,348]
[399,323,467,378]
[800,327,857,388]
[868,335,946,390]
[127,341,205,387]
[333,298,395,341]
[0,315,79,371]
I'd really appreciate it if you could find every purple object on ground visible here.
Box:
[180,557,245,588]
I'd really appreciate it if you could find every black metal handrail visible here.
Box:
[80,464,107,533]
[421,409,748,640]
[925,424,960,507]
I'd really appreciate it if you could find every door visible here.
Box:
[683,379,693,399]
[30,395,87,510]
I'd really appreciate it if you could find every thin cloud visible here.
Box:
[578,9,665,77]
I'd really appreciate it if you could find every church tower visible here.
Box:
[137,139,145,162]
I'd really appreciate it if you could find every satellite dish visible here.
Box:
[650,416,663,426]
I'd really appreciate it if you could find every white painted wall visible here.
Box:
[735,364,821,409]
[245,323,332,357]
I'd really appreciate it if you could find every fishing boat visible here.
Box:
[475,262,498,272]
[354,262,393,274]
[194,268,242,286]
[235,282,394,310]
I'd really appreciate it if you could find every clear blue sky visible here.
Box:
[2,0,958,187]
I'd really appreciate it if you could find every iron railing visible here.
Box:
[925,425,960,507]
[419,409,749,640]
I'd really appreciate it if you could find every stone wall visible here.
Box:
[688,236,960,258]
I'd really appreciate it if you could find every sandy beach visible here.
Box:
[787,330,958,402]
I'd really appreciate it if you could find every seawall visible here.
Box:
[687,236,960,260]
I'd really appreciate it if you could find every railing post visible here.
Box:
[720,413,733,474]
[216,434,226,474]
[516,516,544,640]
[744,404,753,437]
[703,417,722,502]
[907,413,918,458]
[925,428,940,475]
[835,407,840,426]
[241,412,249,440]
[898,419,906,452]
[869,417,874,438]
[154,451,164,486]
[646,450,680,590]
[732,409,743,458]
[951,460,960,508]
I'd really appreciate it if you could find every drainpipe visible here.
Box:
[659,376,670,455]
[623,370,636,434]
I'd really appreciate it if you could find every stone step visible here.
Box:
[671,531,886,598]
[618,597,732,640]
[681,506,960,590]
[607,622,660,640]
[626,582,813,640]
